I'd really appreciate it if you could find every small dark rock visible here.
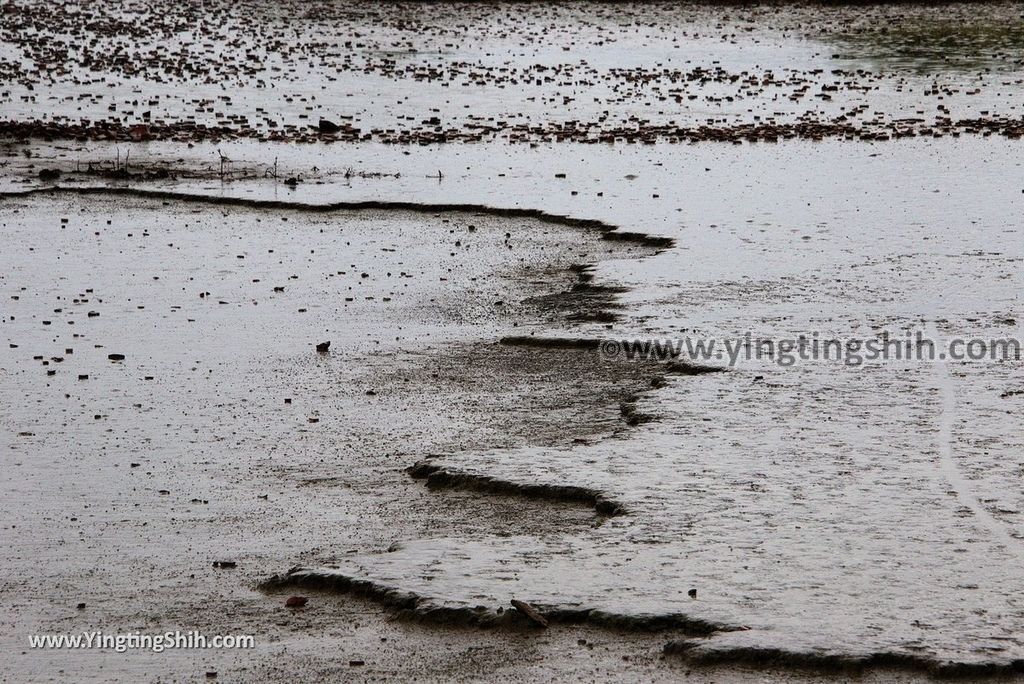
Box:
[510,599,548,628]
[318,119,341,134]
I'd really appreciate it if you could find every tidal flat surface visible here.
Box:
[0,191,677,681]
[2,2,1024,682]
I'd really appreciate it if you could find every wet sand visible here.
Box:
[4,1,1024,682]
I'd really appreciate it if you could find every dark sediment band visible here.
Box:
[406,459,625,516]
[0,185,675,249]
[498,336,726,375]
[664,640,1024,679]
[571,282,628,294]
[498,336,603,350]
[260,567,729,636]
[665,360,723,375]
[4,116,1024,145]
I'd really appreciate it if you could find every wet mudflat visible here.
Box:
[0,190,685,680]
[3,1,1024,682]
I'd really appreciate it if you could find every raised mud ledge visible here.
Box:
[0,185,675,249]
[261,569,1024,676]
[664,640,1024,679]
[403,338,725,514]
[406,459,626,516]
[260,567,729,636]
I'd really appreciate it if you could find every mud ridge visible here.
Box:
[664,640,1024,679]
[498,336,726,376]
[0,185,674,249]
[406,459,625,516]
[260,567,731,636]
[498,336,602,350]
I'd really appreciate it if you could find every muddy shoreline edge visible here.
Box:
[6,184,1016,681]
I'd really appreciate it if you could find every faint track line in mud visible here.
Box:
[928,322,1017,551]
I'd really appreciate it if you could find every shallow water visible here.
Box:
[4,1,1024,679]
